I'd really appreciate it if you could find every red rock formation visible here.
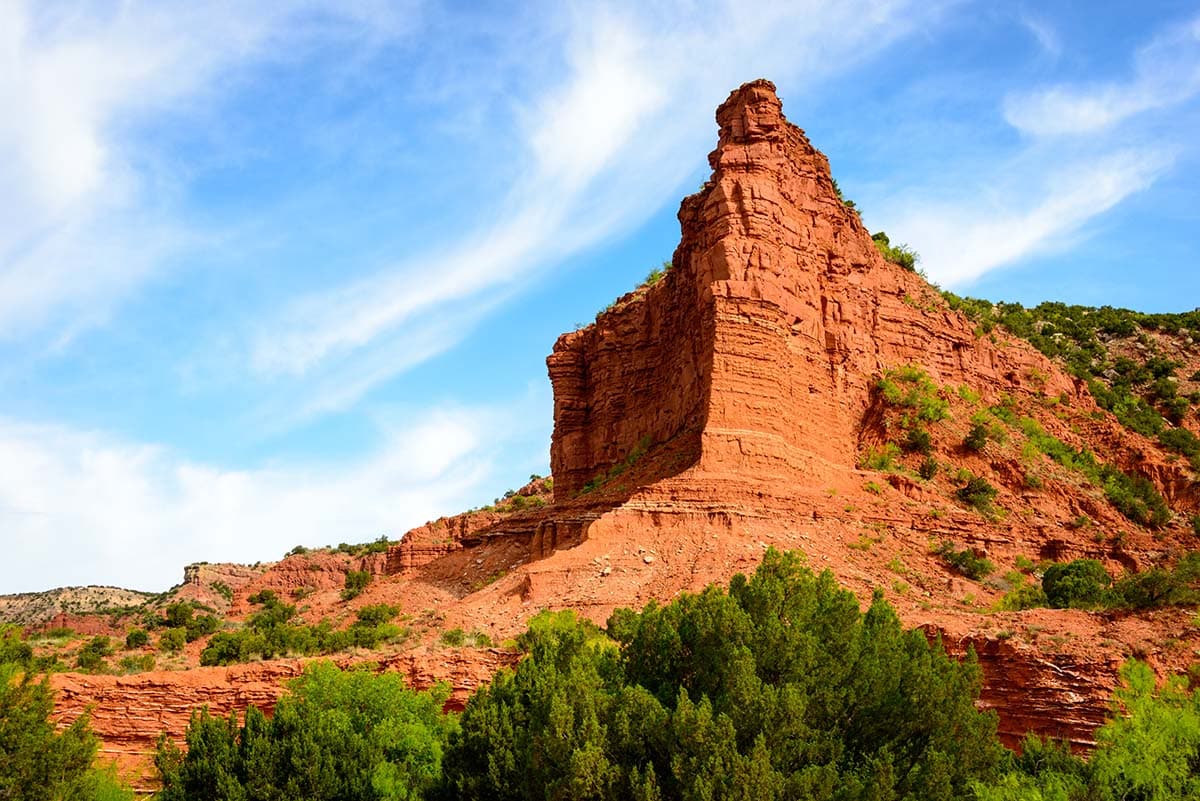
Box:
[550,79,1075,499]
[44,80,1200,784]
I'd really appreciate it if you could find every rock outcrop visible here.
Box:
[550,79,1073,499]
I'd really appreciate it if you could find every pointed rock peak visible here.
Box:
[715,79,786,146]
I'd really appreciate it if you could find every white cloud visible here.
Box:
[247,0,944,417]
[0,0,419,342]
[0,402,525,593]
[881,149,1172,286]
[1004,13,1200,136]
[1017,11,1061,58]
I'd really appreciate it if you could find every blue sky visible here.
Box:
[2,1,1198,593]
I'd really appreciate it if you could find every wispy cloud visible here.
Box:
[246,0,946,421]
[0,0,419,343]
[0,398,536,593]
[883,149,1172,286]
[1017,11,1061,58]
[1004,13,1200,136]
[869,13,1198,287]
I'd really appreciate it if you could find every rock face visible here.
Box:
[550,80,1072,499]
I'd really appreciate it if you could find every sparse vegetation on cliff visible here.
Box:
[871,231,919,272]
[198,592,404,666]
[941,295,1200,469]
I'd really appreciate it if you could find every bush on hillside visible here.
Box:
[1042,559,1112,609]
[443,549,1002,801]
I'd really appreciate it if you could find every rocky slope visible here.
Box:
[16,80,1200,785]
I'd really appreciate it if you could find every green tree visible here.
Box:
[1042,560,1111,608]
[157,662,455,801]
[444,549,1001,801]
[1,660,133,801]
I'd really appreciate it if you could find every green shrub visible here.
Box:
[124,629,149,650]
[994,582,1048,611]
[1042,560,1112,608]
[0,626,34,668]
[1109,554,1200,609]
[934,541,995,581]
[341,569,372,600]
[210,581,234,603]
[872,231,919,271]
[158,628,186,653]
[354,604,399,628]
[918,457,939,480]
[0,661,133,800]
[1193,515,1200,537]
[446,549,1003,801]
[861,442,901,471]
[156,662,454,801]
[118,654,156,673]
[643,260,672,287]
[955,475,998,514]
[75,636,113,672]
[978,660,1200,800]
[964,423,990,451]
[878,365,950,423]
[286,544,309,556]
[902,425,933,454]
[440,627,466,647]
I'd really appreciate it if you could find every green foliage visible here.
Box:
[0,625,34,669]
[939,294,1200,465]
[934,541,996,581]
[1018,417,1170,528]
[964,423,990,451]
[200,596,404,666]
[118,654,156,673]
[580,436,653,495]
[871,231,919,271]
[159,627,187,653]
[643,261,673,287]
[156,661,455,801]
[75,635,114,672]
[1042,560,1112,609]
[336,535,392,557]
[342,570,372,600]
[832,178,858,211]
[440,628,465,648]
[124,628,149,650]
[211,581,234,603]
[1,659,133,801]
[979,660,1200,800]
[878,365,950,423]
[443,549,1002,801]
[918,456,939,480]
[902,425,933,454]
[861,442,901,472]
[994,582,1048,612]
[161,602,221,642]
[955,474,999,515]
[1109,552,1200,610]
[1038,554,1200,612]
